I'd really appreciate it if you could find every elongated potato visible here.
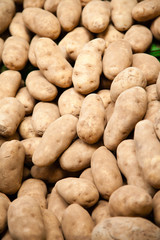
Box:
[111,0,137,31]
[104,87,147,151]
[73,38,105,94]
[35,37,73,88]
[62,203,94,240]
[91,200,110,225]
[77,94,105,144]
[8,196,46,240]
[134,119,160,188]
[33,114,78,167]
[19,116,38,139]
[82,1,111,33]
[0,193,10,234]
[55,177,99,208]
[2,36,29,71]
[23,0,45,8]
[22,8,61,40]
[103,40,132,80]
[151,16,160,41]
[0,140,25,195]
[91,146,123,200]
[153,191,160,227]
[57,0,81,32]
[44,0,61,13]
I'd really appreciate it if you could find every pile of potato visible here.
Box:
[1,0,160,239]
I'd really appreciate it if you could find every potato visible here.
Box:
[32,102,60,136]
[1,231,13,240]
[9,12,31,42]
[22,8,61,40]
[97,23,124,48]
[28,35,40,67]
[61,203,94,240]
[0,97,25,137]
[146,84,159,103]
[124,24,152,53]
[105,101,115,124]
[0,0,15,34]
[104,87,147,151]
[80,0,100,7]
[35,37,73,88]
[151,16,160,41]
[91,146,123,200]
[2,36,29,71]
[144,101,160,123]
[0,193,10,234]
[0,38,4,63]
[57,0,81,32]
[58,27,93,61]
[26,70,58,102]
[32,114,78,167]
[111,0,137,31]
[77,94,105,144]
[0,140,25,195]
[48,187,68,223]
[22,166,30,180]
[82,1,111,33]
[19,116,38,139]
[117,139,155,196]
[91,217,160,240]
[132,0,160,22]
[132,53,160,85]
[156,72,160,99]
[16,87,36,115]
[44,0,61,13]
[103,40,132,80]
[59,139,101,172]
[91,200,110,225]
[110,67,147,102]
[0,70,21,100]
[55,177,99,208]
[97,89,111,109]
[73,38,105,94]
[153,191,160,227]
[23,0,45,8]
[17,178,47,209]
[42,209,64,240]
[134,119,160,188]
[58,88,84,117]
[8,195,46,240]
[80,167,94,183]
[0,131,20,147]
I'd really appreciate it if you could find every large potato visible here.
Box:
[0,193,10,234]
[0,0,15,34]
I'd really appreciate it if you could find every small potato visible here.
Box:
[16,87,36,115]
[153,191,160,227]
[91,217,160,240]
[132,53,160,85]
[2,36,29,71]
[19,116,38,139]
[0,97,25,137]
[97,24,124,48]
[132,0,160,22]
[22,8,61,40]
[146,84,159,103]
[42,209,64,240]
[26,70,58,102]
[80,167,94,183]
[97,89,111,109]
[28,35,40,67]
[91,200,110,225]
[0,70,21,100]
[56,177,99,208]
[58,88,84,117]
[62,203,94,240]
[58,27,93,61]
[144,101,160,123]
[103,40,132,80]
[0,0,16,34]
[73,38,105,94]
[35,37,73,88]
[57,0,81,32]
[48,187,68,223]
[124,24,152,53]
[59,139,101,172]
[117,139,155,196]
[8,196,46,240]
[104,87,147,151]
[91,146,123,200]
[110,67,147,102]
[77,94,105,144]
[9,12,31,42]
[44,0,61,13]
[0,140,25,195]
[32,114,78,167]
[23,0,45,8]
[0,193,10,234]
[111,0,137,31]
[82,1,111,33]
[32,102,60,136]
[151,16,160,41]
[0,38,4,63]
[17,178,47,209]
[134,119,160,189]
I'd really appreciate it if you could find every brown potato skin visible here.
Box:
[0,193,10,234]
[19,116,38,139]
[151,16,160,41]
[91,200,110,225]
[23,0,45,8]
[153,191,160,227]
